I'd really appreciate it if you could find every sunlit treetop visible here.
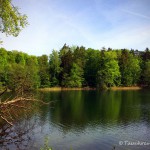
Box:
[0,0,28,36]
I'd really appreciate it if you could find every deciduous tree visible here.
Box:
[0,0,28,36]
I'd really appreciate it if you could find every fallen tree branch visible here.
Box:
[0,94,53,127]
[10,104,29,109]
[1,97,50,106]
[0,115,13,126]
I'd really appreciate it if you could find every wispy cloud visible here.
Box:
[1,0,150,55]
[121,9,150,20]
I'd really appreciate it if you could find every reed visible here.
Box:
[110,86,142,90]
[38,87,96,91]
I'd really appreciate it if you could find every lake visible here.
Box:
[0,90,150,150]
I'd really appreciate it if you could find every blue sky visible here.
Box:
[1,0,150,56]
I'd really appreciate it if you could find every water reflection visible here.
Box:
[1,90,150,150]
[38,90,150,150]
[0,118,35,150]
[40,90,149,127]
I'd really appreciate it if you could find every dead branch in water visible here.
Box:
[0,71,53,126]
[1,96,50,106]
[0,115,13,126]
[0,89,51,126]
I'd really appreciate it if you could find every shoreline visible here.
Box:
[0,86,146,93]
[110,86,142,90]
[38,87,96,91]
[38,86,144,91]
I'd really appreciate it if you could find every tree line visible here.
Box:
[0,45,150,91]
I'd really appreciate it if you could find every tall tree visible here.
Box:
[97,50,121,89]
[142,48,150,61]
[38,55,50,87]
[143,60,150,86]
[84,48,100,87]
[7,63,26,91]
[6,54,40,91]
[62,63,83,87]
[49,50,61,86]
[59,44,73,86]
[25,56,40,89]
[73,46,86,68]
[119,49,141,86]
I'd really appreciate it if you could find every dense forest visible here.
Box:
[0,44,150,91]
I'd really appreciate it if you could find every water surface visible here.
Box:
[0,90,150,150]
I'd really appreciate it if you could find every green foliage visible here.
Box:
[0,46,150,90]
[7,63,26,91]
[143,60,150,86]
[7,63,39,91]
[0,0,148,90]
[0,49,40,91]
[84,49,100,87]
[142,48,150,61]
[25,56,40,89]
[59,45,74,86]
[0,48,8,87]
[49,50,61,86]
[60,45,86,87]
[38,55,50,87]
[97,51,121,88]
[0,0,28,36]
[62,63,83,87]
[60,45,73,74]
[119,50,141,86]
[73,46,86,68]
[15,52,26,65]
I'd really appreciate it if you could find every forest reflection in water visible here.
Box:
[0,90,150,150]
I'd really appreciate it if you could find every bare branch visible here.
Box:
[1,97,50,105]
[0,115,13,126]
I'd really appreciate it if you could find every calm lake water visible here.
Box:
[1,90,150,150]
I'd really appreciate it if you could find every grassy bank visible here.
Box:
[0,86,145,93]
[110,86,142,90]
[38,86,144,91]
[38,87,96,91]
